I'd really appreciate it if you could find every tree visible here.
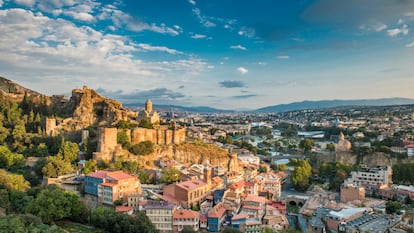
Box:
[385,201,402,214]
[114,120,133,129]
[0,215,27,233]
[290,159,312,191]
[326,143,335,152]
[0,145,25,169]
[117,129,131,149]
[83,159,98,174]
[160,167,181,184]
[258,166,268,173]
[9,190,33,213]
[57,139,80,163]
[35,143,49,157]
[130,141,154,155]
[138,119,154,129]
[91,207,158,233]
[26,187,88,224]
[222,227,242,233]
[42,156,73,178]
[181,226,197,233]
[0,169,30,192]
[299,139,314,154]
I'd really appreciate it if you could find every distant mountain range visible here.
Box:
[254,98,414,113]
[125,98,414,113]
[124,103,232,113]
[2,76,413,113]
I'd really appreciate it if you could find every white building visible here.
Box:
[407,145,414,156]
[344,166,392,189]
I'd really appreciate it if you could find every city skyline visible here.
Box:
[0,0,414,110]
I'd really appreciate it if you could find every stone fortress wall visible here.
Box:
[93,126,186,162]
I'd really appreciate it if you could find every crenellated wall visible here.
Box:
[131,126,185,145]
[93,126,186,162]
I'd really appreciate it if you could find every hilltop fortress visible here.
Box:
[93,99,186,162]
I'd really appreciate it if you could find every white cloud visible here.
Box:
[359,22,387,32]
[237,67,248,75]
[0,8,208,94]
[192,8,216,27]
[173,25,183,33]
[230,45,247,50]
[137,43,182,55]
[14,0,36,7]
[406,42,414,47]
[238,26,255,38]
[188,0,196,5]
[191,34,207,39]
[277,55,290,59]
[99,6,180,36]
[64,11,95,22]
[397,18,404,25]
[387,24,409,37]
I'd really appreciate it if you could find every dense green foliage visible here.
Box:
[129,141,154,155]
[138,119,154,129]
[392,163,414,185]
[160,167,181,184]
[117,129,131,149]
[0,214,65,233]
[317,162,353,191]
[385,201,402,214]
[26,187,88,224]
[42,156,73,178]
[91,207,158,233]
[0,169,30,192]
[290,158,312,191]
[299,139,314,154]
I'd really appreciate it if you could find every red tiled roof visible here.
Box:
[232,213,248,220]
[208,206,226,218]
[87,170,108,179]
[243,205,262,210]
[176,179,207,190]
[107,171,135,181]
[116,206,134,212]
[162,194,180,205]
[173,209,199,219]
[244,194,266,203]
[200,215,208,221]
[101,182,116,187]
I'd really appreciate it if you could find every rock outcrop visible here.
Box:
[55,86,135,131]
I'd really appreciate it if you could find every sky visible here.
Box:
[0,0,414,110]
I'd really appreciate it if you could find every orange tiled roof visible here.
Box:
[116,206,134,212]
[242,205,262,210]
[208,206,226,218]
[107,171,135,180]
[87,170,108,179]
[176,179,207,190]
[244,194,266,203]
[173,209,199,219]
[232,213,248,220]
[101,182,117,187]
[162,194,180,205]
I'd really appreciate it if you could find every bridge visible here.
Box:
[257,154,306,164]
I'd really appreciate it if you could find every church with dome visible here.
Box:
[335,132,352,152]
[137,99,160,124]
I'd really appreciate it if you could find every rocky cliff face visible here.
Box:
[137,143,231,169]
[57,86,135,131]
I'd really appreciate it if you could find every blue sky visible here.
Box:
[0,0,413,110]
